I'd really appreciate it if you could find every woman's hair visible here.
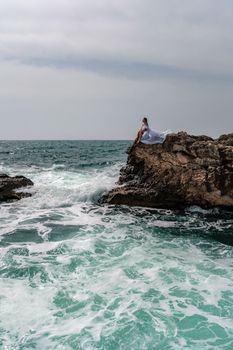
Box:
[142,117,148,124]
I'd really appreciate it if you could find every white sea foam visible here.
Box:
[1,144,233,349]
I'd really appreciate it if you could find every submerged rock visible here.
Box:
[0,174,34,202]
[104,132,233,210]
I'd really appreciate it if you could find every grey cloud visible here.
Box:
[1,0,233,79]
[0,0,232,140]
[6,56,233,84]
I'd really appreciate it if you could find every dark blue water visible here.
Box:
[0,141,233,349]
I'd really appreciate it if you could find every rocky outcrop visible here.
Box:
[0,174,33,202]
[104,132,233,210]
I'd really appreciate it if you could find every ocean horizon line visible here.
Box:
[0,139,131,142]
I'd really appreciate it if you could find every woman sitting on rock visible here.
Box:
[134,117,170,145]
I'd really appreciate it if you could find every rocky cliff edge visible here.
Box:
[103,132,233,210]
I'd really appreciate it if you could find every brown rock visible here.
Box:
[103,132,233,209]
[0,174,34,202]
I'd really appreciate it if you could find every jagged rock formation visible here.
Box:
[0,174,33,202]
[104,132,233,209]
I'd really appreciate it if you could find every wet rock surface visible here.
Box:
[104,132,233,209]
[0,174,33,202]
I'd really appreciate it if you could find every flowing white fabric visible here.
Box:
[141,128,171,144]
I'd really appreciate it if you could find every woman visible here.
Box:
[134,117,170,145]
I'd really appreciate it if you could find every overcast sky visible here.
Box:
[0,0,233,139]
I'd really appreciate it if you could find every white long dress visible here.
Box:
[141,126,171,144]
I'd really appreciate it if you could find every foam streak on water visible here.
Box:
[0,141,233,349]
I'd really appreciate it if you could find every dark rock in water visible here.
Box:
[0,174,34,202]
[103,132,233,209]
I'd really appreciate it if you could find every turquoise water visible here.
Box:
[0,141,233,350]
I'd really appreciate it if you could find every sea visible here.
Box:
[0,140,233,350]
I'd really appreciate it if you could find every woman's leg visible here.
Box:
[134,131,140,144]
[134,130,142,145]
